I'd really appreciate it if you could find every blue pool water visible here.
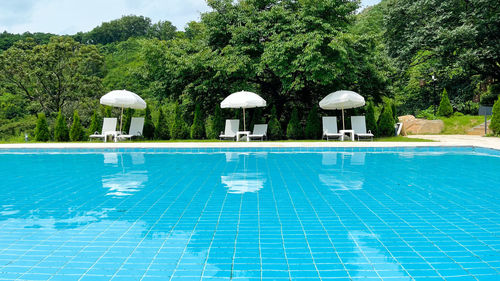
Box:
[0,147,499,281]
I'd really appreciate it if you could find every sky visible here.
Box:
[0,0,382,35]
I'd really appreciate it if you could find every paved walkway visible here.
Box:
[0,135,499,150]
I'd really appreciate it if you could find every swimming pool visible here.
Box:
[0,147,498,281]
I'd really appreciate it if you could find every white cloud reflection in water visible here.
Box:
[319,152,365,191]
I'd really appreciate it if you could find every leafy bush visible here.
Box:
[250,108,264,130]
[122,108,134,133]
[268,106,282,140]
[391,102,398,122]
[143,105,155,139]
[104,106,112,117]
[170,103,187,139]
[69,111,85,141]
[190,104,205,139]
[88,110,100,134]
[365,102,378,136]
[453,112,464,117]
[416,106,437,120]
[377,104,395,137]
[35,113,50,141]
[304,105,321,139]
[490,97,500,136]
[213,105,224,136]
[205,115,218,139]
[480,84,500,106]
[54,110,69,142]
[286,108,303,139]
[154,107,169,140]
[453,100,479,115]
[437,89,453,117]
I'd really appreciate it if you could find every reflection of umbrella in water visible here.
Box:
[102,171,148,196]
[319,152,365,191]
[221,172,266,194]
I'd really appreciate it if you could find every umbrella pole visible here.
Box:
[243,108,246,131]
[119,106,124,132]
[342,106,345,131]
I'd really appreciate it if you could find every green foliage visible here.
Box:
[491,97,500,136]
[88,110,100,134]
[205,115,218,139]
[122,108,134,133]
[416,107,437,120]
[143,105,155,139]
[268,106,282,140]
[69,111,85,141]
[147,21,177,41]
[250,108,264,131]
[190,104,205,139]
[437,89,453,117]
[0,115,36,140]
[104,106,112,117]
[391,102,398,122]
[286,108,302,140]
[154,107,169,140]
[54,110,69,142]
[377,104,395,137]
[213,105,224,136]
[480,85,500,106]
[171,103,187,139]
[0,31,54,51]
[81,15,152,45]
[365,102,378,137]
[304,106,321,139]
[35,113,50,141]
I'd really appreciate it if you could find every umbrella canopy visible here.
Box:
[221,91,266,131]
[319,90,365,130]
[100,90,146,132]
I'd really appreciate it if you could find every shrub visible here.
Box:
[377,104,395,137]
[391,102,398,122]
[287,108,303,139]
[480,84,500,106]
[250,108,264,130]
[154,107,169,140]
[35,113,50,141]
[88,110,100,134]
[69,111,85,141]
[205,115,218,139]
[171,103,187,139]
[143,105,155,139]
[437,89,453,117]
[416,106,437,120]
[190,104,205,139]
[54,110,69,142]
[268,105,282,140]
[122,108,134,133]
[365,102,378,136]
[490,96,500,136]
[104,106,112,117]
[213,105,224,136]
[453,112,464,117]
[304,105,321,139]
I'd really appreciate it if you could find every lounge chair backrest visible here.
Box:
[102,118,117,134]
[252,124,268,135]
[224,119,239,136]
[128,117,144,136]
[351,116,367,134]
[322,117,338,134]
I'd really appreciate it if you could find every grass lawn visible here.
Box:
[374,136,434,142]
[439,115,485,134]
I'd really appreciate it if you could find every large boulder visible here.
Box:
[398,115,444,135]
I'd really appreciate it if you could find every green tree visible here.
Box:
[104,106,112,117]
[250,108,264,131]
[190,104,205,139]
[69,111,85,141]
[154,107,169,140]
[143,105,155,139]
[437,89,453,117]
[122,108,134,133]
[490,97,500,136]
[53,110,69,142]
[82,15,152,45]
[304,105,321,139]
[148,20,177,41]
[365,102,378,137]
[35,113,50,141]
[287,108,303,140]
[213,105,224,136]
[268,106,282,140]
[88,110,100,134]
[0,37,104,114]
[171,103,187,139]
[377,104,395,137]
[205,115,218,139]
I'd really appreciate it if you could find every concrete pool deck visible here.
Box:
[0,135,499,150]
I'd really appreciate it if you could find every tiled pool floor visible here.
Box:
[0,149,498,281]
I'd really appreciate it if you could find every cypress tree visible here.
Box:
[154,107,169,140]
[250,108,264,130]
[88,110,100,135]
[365,102,378,137]
[268,106,282,140]
[35,113,50,142]
[490,96,500,136]
[69,111,85,141]
[205,115,217,139]
[171,103,187,139]
[377,104,395,137]
[437,89,453,117]
[213,105,224,136]
[104,106,112,117]
[304,105,321,139]
[122,108,134,133]
[143,105,155,139]
[190,104,205,139]
[286,108,303,139]
[391,102,398,122]
[54,110,69,142]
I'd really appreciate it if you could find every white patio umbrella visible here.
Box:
[221,91,266,131]
[100,89,146,132]
[319,90,365,131]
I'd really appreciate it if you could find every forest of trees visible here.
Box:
[0,0,499,141]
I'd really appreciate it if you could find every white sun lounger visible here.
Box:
[117,117,144,141]
[351,116,374,141]
[90,118,117,142]
[322,117,343,141]
[219,119,239,140]
[249,124,268,141]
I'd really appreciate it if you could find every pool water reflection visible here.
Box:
[0,148,498,281]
